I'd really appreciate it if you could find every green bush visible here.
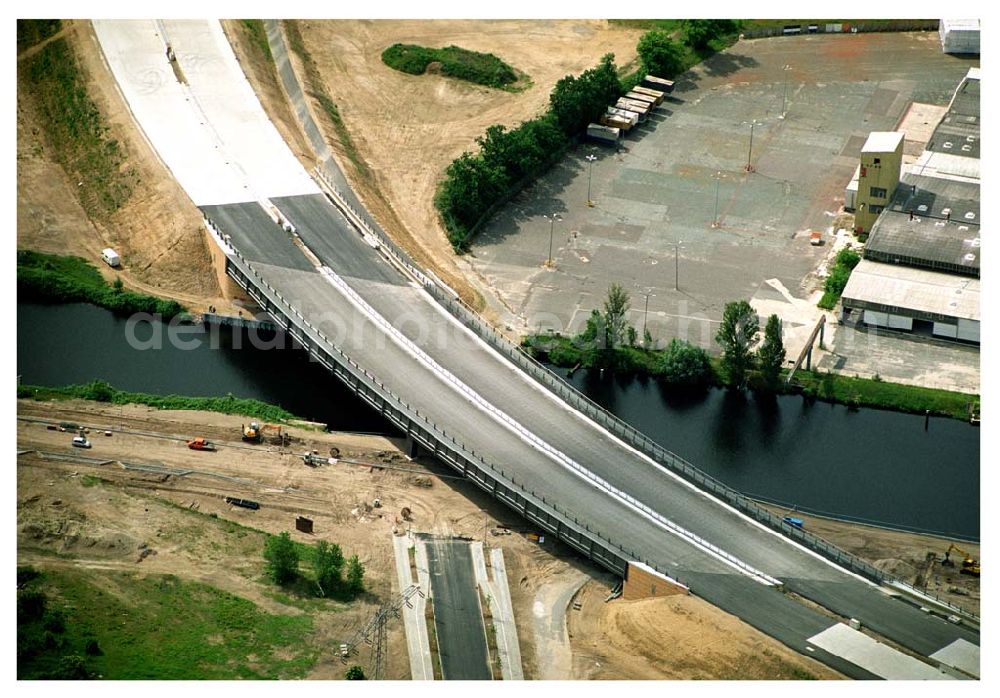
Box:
[819,247,862,308]
[265,532,300,586]
[657,339,714,389]
[382,43,518,88]
[17,19,62,52]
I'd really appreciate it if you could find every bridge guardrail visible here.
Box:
[205,216,707,587]
[308,166,978,622]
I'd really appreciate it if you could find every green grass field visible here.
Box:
[18,568,320,679]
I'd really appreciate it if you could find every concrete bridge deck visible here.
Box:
[92,19,978,679]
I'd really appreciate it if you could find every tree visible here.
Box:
[314,540,345,597]
[346,555,365,596]
[715,300,759,389]
[603,283,631,351]
[757,314,786,390]
[657,339,714,389]
[264,532,299,585]
[636,31,686,78]
[684,20,740,50]
[345,665,366,680]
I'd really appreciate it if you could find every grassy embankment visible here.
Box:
[16,19,63,53]
[526,334,978,420]
[17,566,319,680]
[282,20,370,179]
[381,43,525,91]
[19,31,138,221]
[18,250,187,319]
[17,380,301,423]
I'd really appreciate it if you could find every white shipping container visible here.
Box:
[587,123,621,145]
[863,310,889,327]
[956,319,980,343]
[933,322,959,338]
[888,314,913,330]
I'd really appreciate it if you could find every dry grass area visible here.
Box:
[291,20,645,314]
[17,21,236,315]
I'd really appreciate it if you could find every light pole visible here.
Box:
[672,241,684,291]
[642,289,655,342]
[543,213,561,268]
[586,154,597,207]
[780,64,791,119]
[742,119,761,172]
[712,171,721,228]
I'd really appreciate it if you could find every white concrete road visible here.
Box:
[92,19,317,206]
[470,543,525,680]
[391,533,433,680]
[807,623,952,680]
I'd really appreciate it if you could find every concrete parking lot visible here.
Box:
[469,31,978,377]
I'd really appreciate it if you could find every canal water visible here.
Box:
[17,302,980,540]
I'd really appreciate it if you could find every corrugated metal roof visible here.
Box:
[842,259,980,321]
[865,208,980,276]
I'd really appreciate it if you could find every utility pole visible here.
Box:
[642,290,654,341]
[745,120,758,172]
[586,154,597,207]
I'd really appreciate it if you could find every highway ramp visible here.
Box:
[93,19,980,679]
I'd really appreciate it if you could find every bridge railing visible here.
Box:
[307,170,979,622]
[204,216,708,588]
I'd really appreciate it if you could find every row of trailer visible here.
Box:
[587,75,674,145]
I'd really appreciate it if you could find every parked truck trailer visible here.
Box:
[587,123,621,146]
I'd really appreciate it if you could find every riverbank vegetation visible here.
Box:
[17,250,187,319]
[17,380,301,423]
[18,32,138,220]
[524,286,978,420]
[381,43,521,89]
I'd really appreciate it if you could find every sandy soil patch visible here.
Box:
[293,20,644,315]
[17,21,238,315]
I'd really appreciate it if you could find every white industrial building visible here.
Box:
[939,19,980,54]
[841,68,980,344]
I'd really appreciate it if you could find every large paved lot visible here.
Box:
[469,32,978,352]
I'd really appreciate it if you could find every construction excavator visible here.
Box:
[942,543,980,577]
[241,421,290,446]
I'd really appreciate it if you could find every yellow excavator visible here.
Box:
[241,421,289,445]
[942,543,980,577]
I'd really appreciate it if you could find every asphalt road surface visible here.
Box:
[421,537,492,680]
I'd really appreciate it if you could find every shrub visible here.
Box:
[381,43,518,88]
[636,31,686,78]
[264,532,300,585]
[657,339,714,389]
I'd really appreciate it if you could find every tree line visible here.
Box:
[435,20,740,251]
[532,283,785,392]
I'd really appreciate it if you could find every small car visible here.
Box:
[72,436,92,449]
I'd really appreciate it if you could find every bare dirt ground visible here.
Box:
[292,20,645,315]
[17,21,238,315]
[19,398,974,680]
[760,505,980,616]
[567,578,843,680]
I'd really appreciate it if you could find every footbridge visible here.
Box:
[93,20,979,679]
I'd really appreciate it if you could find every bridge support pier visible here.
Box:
[405,435,420,459]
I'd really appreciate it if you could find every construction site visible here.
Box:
[16,397,979,679]
[16,17,980,682]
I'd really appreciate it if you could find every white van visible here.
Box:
[101,248,121,268]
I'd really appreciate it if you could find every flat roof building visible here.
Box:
[842,68,980,344]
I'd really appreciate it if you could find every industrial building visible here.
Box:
[841,68,980,344]
[939,19,980,54]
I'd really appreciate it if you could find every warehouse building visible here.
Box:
[841,68,980,344]
[939,19,980,54]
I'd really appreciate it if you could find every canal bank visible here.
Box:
[17,302,979,540]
